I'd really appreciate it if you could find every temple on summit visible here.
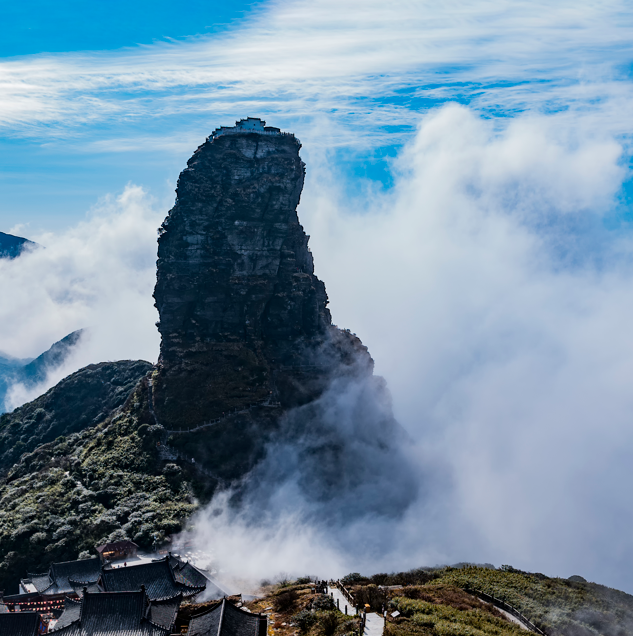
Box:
[210,117,286,139]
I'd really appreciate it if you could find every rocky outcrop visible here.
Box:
[152,120,418,516]
[153,123,371,427]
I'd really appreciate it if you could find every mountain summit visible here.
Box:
[154,118,366,423]
[152,118,417,516]
[0,231,36,259]
[0,120,416,591]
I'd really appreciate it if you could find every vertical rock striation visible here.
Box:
[153,119,417,516]
[153,120,370,426]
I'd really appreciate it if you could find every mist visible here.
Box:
[1,185,161,410]
[4,104,633,593]
[186,105,633,593]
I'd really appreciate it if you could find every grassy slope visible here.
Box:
[432,566,633,635]
[344,567,633,636]
[0,360,153,477]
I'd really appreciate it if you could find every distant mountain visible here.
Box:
[0,231,36,259]
[0,330,84,413]
[20,329,84,386]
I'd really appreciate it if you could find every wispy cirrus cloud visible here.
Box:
[0,0,632,149]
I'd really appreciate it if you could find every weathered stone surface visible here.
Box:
[153,128,371,427]
[152,121,417,515]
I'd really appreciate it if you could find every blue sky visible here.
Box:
[5,0,633,595]
[3,0,633,232]
[0,1,263,56]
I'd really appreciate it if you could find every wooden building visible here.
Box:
[47,589,177,635]
[95,540,139,563]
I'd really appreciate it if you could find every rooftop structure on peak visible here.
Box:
[210,117,291,140]
[188,598,267,636]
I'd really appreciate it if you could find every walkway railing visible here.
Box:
[464,588,547,635]
[332,581,367,636]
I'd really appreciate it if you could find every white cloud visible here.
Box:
[298,104,633,589]
[0,0,631,148]
[184,104,633,593]
[1,185,161,408]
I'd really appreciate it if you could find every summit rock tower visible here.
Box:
[152,118,417,513]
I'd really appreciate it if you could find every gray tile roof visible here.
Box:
[0,611,41,636]
[167,555,228,599]
[26,557,101,595]
[147,594,181,630]
[188,599,267,636]
[54,597,82,630]
[49,590,170,636]
[100,557,205,600]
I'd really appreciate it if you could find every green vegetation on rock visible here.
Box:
[0,360,152,477]
[0,376,196,593]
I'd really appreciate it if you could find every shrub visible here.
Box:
[292,610,317,633]
[342,573,365,585]
[354,585,387,613]
[274,590,298,613]
[319,612,339,636]
[312,594,336,611]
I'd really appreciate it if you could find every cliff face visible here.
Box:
[152,120,418,517]
[153,126,371,428]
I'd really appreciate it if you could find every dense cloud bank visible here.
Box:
[0,186,160,410]
[191,106,633,591]
[5,105,633,592]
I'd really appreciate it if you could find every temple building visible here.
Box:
[98,556,205,600]
[166,554,228,599]
[19,557,102,597]
[188,598,267,636]
[0,611,45,636]
[47,589,175,635]
[210,117,284,139]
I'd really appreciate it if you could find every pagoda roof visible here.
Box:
[100,557,205,601]
[188,598,267,636]
[0,611,41,636]
[53,597,82,631]
[49,590,170,635]
[164,554,228,599]
[25,557,101,595]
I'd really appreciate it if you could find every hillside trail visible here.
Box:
[328,586,357,616]
[326,585,384,636]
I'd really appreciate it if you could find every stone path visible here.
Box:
[327,585,357,616]
[326,585,384,636]
[363,612,385,636]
